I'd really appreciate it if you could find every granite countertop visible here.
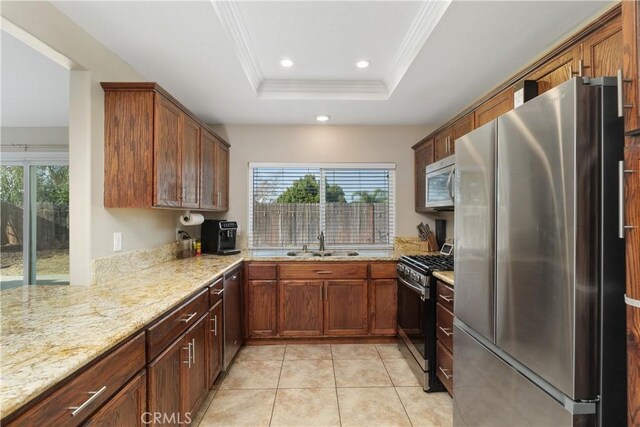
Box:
[244,249,400,261]
[433,270,454,286]
[0,254,243,420]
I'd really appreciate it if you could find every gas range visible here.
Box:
[397,253,454,289]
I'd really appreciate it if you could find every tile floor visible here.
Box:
[196,343,453,427]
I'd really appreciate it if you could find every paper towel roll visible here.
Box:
[180,212,204,226]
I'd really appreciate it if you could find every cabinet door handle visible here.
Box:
[438,326,453,337]
[324,285,328,300]
[320,286,323,300]
[439,366,453,380]
[191,338,196,365]
[212,289,224,295]
[69,386,107,417]
[316,271,332,275]
[439,294,453,303]
[212,314,218,335]
[179,312,198,323]
[218,191,222,207]
[617,69,633,117]
[183,343,192,368]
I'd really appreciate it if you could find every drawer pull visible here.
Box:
[439,366,453,380]
[183,343,192,368]
[212,314,218,335]
[212,289,224,295]
[439,295,453,303]
[191,338,196,365]
[439,326,453,337]
[316,271,332,274]
[179,312,198,323]
[69,386,107,417]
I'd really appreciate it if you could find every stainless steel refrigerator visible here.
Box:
[453,77,627,426]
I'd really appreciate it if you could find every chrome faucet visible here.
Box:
[318,231,325,251]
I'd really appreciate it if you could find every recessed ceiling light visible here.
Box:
[315,114,330,122]
[356,60,370,69]
[280,58,294,68]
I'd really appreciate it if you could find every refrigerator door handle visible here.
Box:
[446,167,455,201]
[620,160,637,238]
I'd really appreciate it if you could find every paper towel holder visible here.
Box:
[180,210,205,226]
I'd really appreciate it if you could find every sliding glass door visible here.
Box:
[1,158,69,288]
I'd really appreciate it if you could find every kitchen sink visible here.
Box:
[286,250,359,257]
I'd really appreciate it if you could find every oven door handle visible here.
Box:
[398,276,427,300]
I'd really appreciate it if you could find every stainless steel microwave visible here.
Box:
[425,154,455,210]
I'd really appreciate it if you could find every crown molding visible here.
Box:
[384,0,452,94]
[211,0,263,91]
[213,0,450,100]
[259,79,388,100]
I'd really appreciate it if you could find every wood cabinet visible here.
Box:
[279,280,324,336]
[527,46,580,95]
[247,280,277,337]
[451,113,475,147]
[369,279,397,335]
[622,0,640,135]
[7,334,146,427]
[324,280,368,335]
[183,314,208,417]
[414,139,434,212]
[434,127,453,162]
[102,83,230,211]
[435,280,454,396]
[85,371,147,427]
[207,300,223,388]
[475,87,515,127]
[581,14,623,79]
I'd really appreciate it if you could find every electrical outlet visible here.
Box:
[176,228,181,241]
[113,232,122,252]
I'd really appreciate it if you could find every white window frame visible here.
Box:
[248,162,396,250]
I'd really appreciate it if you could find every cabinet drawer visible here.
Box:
[147,288,208,361]
[209,277,223,306]
[436,281,454,312]
[279,263,367,280]
[247,263,277,280]
[436,341,453,395]
[370,263,397,279]
[436,303,454,353]
[10,333,145,427]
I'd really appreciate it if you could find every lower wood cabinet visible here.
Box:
[279,280,324,336]
[147,314,208,426]
[207,300,223,388]
[324,280,368,335]
[247,280,277,337]
[435,280,454,396]
[369,279,398,335]
[85,371,147,427]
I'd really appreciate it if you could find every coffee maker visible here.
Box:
[201,220,241,255]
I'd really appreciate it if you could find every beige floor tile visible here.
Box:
[270,388,340,427]
[198,389,276,426]
[383,358,421,386]
[190,388,216,426]
[284,344,332,360]
[220,360,282,389]
[337,387,411,427]
[396,387,453,427]
[279,359,335,388]
[376,343,404,360]
[235,345,286,361]
[331,344,379,359]
[333,358,392,387]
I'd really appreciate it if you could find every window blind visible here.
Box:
[249,164,395,249]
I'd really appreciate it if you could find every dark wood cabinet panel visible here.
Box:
[200,131,217,210]
[85,371,147,427]
[369,279,397,335]
[103,91,154,208]
[414,139,434,212]
[8,334,145,427]
[582,14,622,78]
[215,141,229,211]
[451,112,475,151]
[182,315,208,417]
[436,341,453,396]
[324,280,368,336]
[475,87,515,127]
[154,95,182,208]
[207,301,223,388]
[247,263,277,281]
[279,280,323,336]
[434,127,452,162]
[370,262,397,279]
[436,281,454,312]
[247,280,278,337]
[181,116,200,208]
[147,336,184,426]
[527,46,580,95]
[622,0,640,135]
[436,302,453,353]
[279,263,368,280]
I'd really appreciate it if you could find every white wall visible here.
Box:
[211,124,447,248]
[2,2,177,283]
[1,127,69,148]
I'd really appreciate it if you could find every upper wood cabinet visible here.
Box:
[581,14,623,78]
[414,139,434,213]
[475,87,515,128]
[434,127,452,162]
[101,83,230,211]
[622,0,640,135]
[527,46,580,95]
